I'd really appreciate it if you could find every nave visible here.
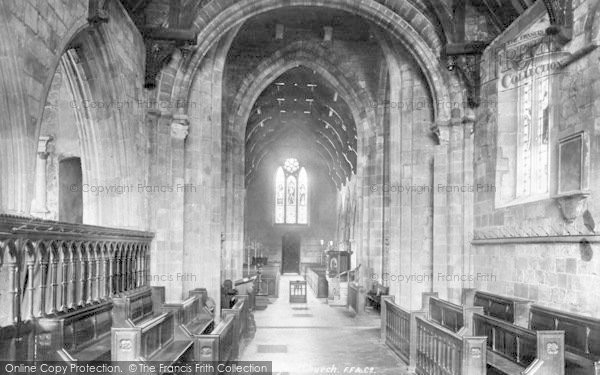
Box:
[240,275,407,375]
[1,0,600,374]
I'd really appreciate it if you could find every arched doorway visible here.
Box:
[282,233,301,274]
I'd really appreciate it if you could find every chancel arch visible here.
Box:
[160,1,457,125]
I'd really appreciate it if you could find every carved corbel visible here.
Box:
[553,191,590,224]
[542,0,573,44]
[142,28,198,89]
[449,54,482,108]
[445,42,488,108]
[88,0,109,24]
[431,121,451,146]
[171,114,190,141]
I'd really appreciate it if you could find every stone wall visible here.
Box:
[0,0,148,229]
[473,0,600,316]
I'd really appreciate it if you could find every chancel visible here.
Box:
[1,0,600,374]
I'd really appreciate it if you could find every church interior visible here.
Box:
[0,0,599,374]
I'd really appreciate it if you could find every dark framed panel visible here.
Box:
[558,132,586,194]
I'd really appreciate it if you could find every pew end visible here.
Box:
[194,314,237,361]
[529,304,600,374]
[111,311,193,365]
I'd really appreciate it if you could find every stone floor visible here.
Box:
[239,275,411,375]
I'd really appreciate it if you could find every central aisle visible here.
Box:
[239,275,410,375]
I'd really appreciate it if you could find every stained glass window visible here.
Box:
[275,167,285,224]
[298,168,307,224]
[275,159,308,224]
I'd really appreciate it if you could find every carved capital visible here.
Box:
[88,0,109,24]
[431,122,451,145]
[37,136,53,159]
[542,0,573,44]
[144,40,177,89]
[170,122,189,141]
[451,54,482,107]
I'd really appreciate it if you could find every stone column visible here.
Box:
[461,114,476,293]
[168,116,189,302]
[432,122,450,298]
[431,113,475,303]
[31,136,53,218]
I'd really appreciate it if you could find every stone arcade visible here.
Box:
[0,0,599,374]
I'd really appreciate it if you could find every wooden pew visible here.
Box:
[193,313,237,361]
[365,281,389,312]
[161,295,214,341]
[111,286,193,368]
[305,265,328,298]
[219,296,248,358]
[415,314,487,375]
[381,293,486,374]
[473,312,564,374]
[463,289,531,326]
[111,286,155,326]
[428,295,482,336]
[529,305,600,375]
[0,321,35,360]
[36,300,113,361]
[111,311,193,365]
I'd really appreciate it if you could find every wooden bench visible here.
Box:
[36,300,113,361]
[111,311,193,366]
[529,305,600,375]
[415,314,487,375]
[463,289,531,326]
[111,285,193,368]
[381,293,485,373]
[193,313,237,361]
[474,312,564,374]
[365,282,389,312]
[220,296,249,358]
[111,286,155,326]
[429,296,466,333]
[304,265,328,298]
[427,295,482,335]
[0,321,35,360]
[161,295,214,341]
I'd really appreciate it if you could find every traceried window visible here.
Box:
[516,74,550,199]
[275,158,308,224]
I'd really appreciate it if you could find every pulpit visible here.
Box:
[326,250,351,278]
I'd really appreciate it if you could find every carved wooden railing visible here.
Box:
[383,298,411,363]
[382,294,486,374]
[415,315,487,375]
[0,214,153,360]
[0,214,153,325]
